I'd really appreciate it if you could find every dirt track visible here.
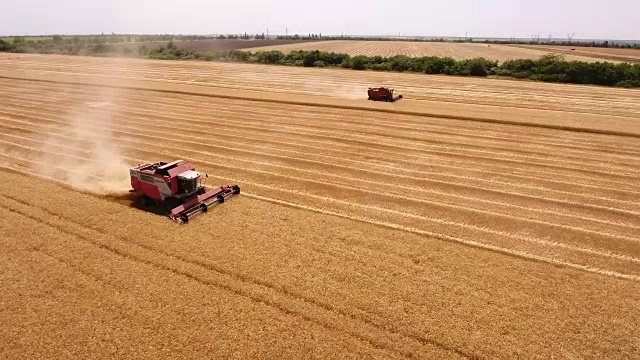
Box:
[1,53,639,358]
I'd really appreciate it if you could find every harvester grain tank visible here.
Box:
[130,160,240,223]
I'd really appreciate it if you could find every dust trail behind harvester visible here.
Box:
[35,102,131,195]
[34,58,137,195]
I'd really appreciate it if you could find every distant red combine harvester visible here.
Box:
[130,160,240,223]
[367,87,403,102]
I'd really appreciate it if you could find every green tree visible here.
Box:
[349,55,369,70]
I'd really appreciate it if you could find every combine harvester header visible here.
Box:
[130,160,240,223]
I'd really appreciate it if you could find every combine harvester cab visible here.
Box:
[368,87,403,102]
[130,160,240,223]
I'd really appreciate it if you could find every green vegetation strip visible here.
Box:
[1,37,639,88]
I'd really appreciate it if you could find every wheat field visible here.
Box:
[242,40,612,62]
[0,53,639,358]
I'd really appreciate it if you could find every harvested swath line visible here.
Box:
[87,104,640,176]
[93,107,640,188]
[3,73,640,140]
[109,127,640,209]
[0,162,555,308]
[2,82,636,153]
[7,132,640,248]
[111,115,640,187]
[11,138,640,270]
[5,128,637,239]
[6,104,640,195]
[3,102,636,197]
[96,91,640,157]
[3,75,636,148]
[6,111,640,212]
[147,157,640,261]
[6,95,640,186]
[8,97,636,194]
[70,98,640,165]
[6,139,640,278]
[2,160,638,285]
[6,116,640,220]
[8,84,632,158]
[9,114,640,220]
[129,99,640,157]
[13,90,633,162]
[6,129,639,244]
[241,193,640,282]
[29,93,637,171]
[197,175,640,263]
[65,117,640,209]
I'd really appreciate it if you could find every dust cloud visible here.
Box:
[35,95,131,195]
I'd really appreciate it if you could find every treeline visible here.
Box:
[141,46,640,88]
[2,38,638,88]
[0,36,116,55]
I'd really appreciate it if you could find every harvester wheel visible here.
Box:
[200,203,208,212]
[232,185,241,195]
[141,196,152,207]
[180,214,189,223]
[217,195,225,204]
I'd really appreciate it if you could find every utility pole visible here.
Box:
[286,28,288,37]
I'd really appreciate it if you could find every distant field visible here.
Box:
[112,39,314,52]
[242,40,618,63]
[507,44,640,63]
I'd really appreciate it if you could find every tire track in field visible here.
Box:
[0,191,471,359]
[5,133,640,254]
[3,107,639,212]
[1,161,639,286]
[4,86,637,157]
[3,105,638,201]
[5,91,635,183]
[63,98,640,172]
[241,193,640,282]
[5,81,637,156]
[4,118,640,228]
[4,110,638,214]
[113,92,640,160]
[5,118,640,235]
[5,94,639,191]
[3,142,639,276]
[4,124,637,235]
[5,99,638,181]
[98,105,640,189]
[2,73,639,139]
[6,132,638,272]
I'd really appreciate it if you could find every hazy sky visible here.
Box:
[1,0,638,40]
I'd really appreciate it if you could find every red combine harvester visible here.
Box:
[367,87,403,102]
[130,160,240,223]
